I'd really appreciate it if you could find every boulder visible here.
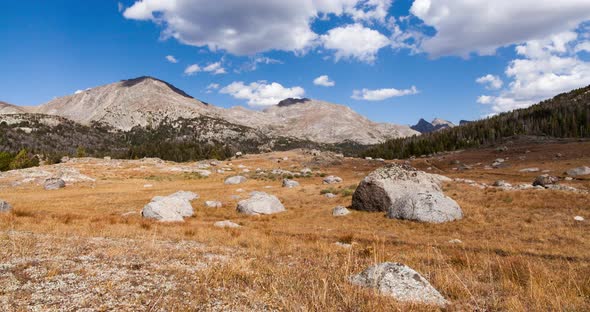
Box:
[282,179,300,188]
[141,191,199,222]
[224,175,247,185]
[236,192,285,216]
[533,174,558,187]
[205,200,222,208]
[332,206,350,216]
[350,262,448,307]
[0,200,12,212]
[323,175,342,184]
[214,220,241,228]
[566,166,590,177]
[44,178,66,190]
[351,164,462,223]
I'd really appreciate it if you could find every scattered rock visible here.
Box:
[282,179,300,188]
[532,174,558,187]
[224,175,247,185]
[335,242,352,248]
[141,191,199,222]
[350,262,448,307]
[566,166,590,177]
[574,216,585,222]
[493,180,512,189]
[205,200,222,208]
[300,168,312,175]
[323,175,342,184]
[324,193,337,198]
[448,239,463,244]
[0,199,12,212]
[332,206,350,216]
[214,220,241,228]
[519,167,540,173]
[143,184,153,188]
[44,178,66,190]
[236,192,286,216]
[352,164,462,223]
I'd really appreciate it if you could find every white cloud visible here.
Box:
[165,55,178,63]
[207,83,220,90]
[478,31,590,113]
[351,86,418,101]
[240,57,283,72]
[313,75,335,87]
[320,24,390,63]
[409,0,590,57]
[202,62,226,75]
[220,81,305,107]
[122,0,393,56]
[476,74,503,90]
[117,2,124,13]
[184,64,201,75]
[575,41,590,52]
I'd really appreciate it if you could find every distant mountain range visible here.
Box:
[411,118,456,133]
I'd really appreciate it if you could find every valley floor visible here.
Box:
[1,139,590,311]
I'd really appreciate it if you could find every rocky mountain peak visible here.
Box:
[411,118,456,133]
[120,76,196,101]
[277,98,311,107]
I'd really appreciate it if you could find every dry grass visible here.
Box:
[1,140,590,311]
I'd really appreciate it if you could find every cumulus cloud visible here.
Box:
[321,24,390,63]
[478,31,590,113]
[220,81,305,107]
[476,74,503,90]
[313,75,335,87]
[184,64,201,75]
[202,62,226,75]
[165,55,178,63]
[409,0,590,57]
[351,86,418,101]
[122,0,393,58]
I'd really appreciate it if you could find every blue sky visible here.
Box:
[1,1,590,125]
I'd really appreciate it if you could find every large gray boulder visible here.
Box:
[350,262,448,307]
[566,166,590,177]
[224,175,247,185]
[141,191,199,222]
[236,192,285,216]
[351,164,462,223]
[0,200,12,212]
[44,178,66,190]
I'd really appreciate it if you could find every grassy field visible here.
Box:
[1,139,589,311]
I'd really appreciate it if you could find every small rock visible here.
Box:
[448,239,463,244]
[0,200,12,212]
[324,193,337,198]
[282,179,300,188]
[332,206,350,216]
[493,180,512,188]
[519,167,540,173]
[323,175,343,184]
[533,174,558,187]
[225,175,247,185]
[566,166,590,177]
[143,184,153,188]
[300,168,312,175]
[214,220,241,228]
[574,216,584,222]
[236,188,245,193]
[350,262,448,307]
[335,242,352,248]
[205,200,222,208]
[44,178,66,190]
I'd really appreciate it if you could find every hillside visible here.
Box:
[364,85,590,159]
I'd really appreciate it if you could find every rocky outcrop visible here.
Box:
[44,178,66,190]
[236,192,285,216]
[0,199,12,212]
[351,164,462,223]
[141,191,199,222]
[224,176,247,185]
[350,262,448,307]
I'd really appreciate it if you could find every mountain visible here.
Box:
[364,85,590,159]
[31,77,417,145]
[36,76,210,130]
[411,118,455,133]
[0,101,27,114]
